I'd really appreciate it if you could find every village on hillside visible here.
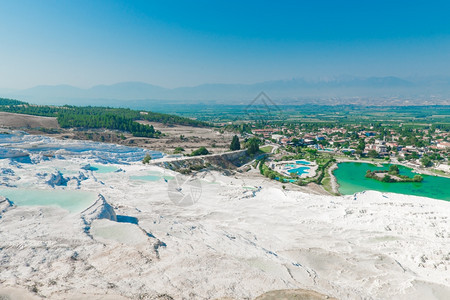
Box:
[250,124,450,172]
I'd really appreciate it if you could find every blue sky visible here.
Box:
[1,0,450,89]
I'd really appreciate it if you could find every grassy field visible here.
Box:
[260,145,273,153]
[321,176,333,194]
[145,104,450,125]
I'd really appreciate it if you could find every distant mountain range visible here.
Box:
[2,76,450,106]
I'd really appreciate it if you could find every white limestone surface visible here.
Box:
[0,145,449,299]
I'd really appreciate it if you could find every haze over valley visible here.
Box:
[3,76,450,107]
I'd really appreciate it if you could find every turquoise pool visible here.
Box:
[130,175,161,181]
[89,164,119,173]
[334,162,450,201]
[288,166,310,175]
[130,171,174,182]
[275,177,297,183]
[0,188,96,213]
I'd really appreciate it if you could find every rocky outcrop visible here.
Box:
[29,153,51,164]
[156,150,252,173]
[75,171,88,181]
[45,171,68,187]
[0,148,28,158]
[67,171,90,189]
[80,194,117,225]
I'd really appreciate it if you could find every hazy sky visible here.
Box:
[1,0,450,89]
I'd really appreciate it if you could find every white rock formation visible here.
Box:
[45,171,68,187]
[0,148,28,158]
[80,194,117,225]
[0,196,14,216]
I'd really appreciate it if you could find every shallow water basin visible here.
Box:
[89,164,119,173]
[0,188,96,213]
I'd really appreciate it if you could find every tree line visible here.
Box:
[0,98,210,137]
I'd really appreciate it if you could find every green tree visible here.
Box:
[230,135,241,151]
[357,139,366,151]
[420,157,432,167]
[245,137,260,155]
[389,165,399,175]
[368,150,378,158]
[382,174,392,182]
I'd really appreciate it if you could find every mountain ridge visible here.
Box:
[3,76,450,106]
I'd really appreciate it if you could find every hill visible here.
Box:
[0,98,209,138]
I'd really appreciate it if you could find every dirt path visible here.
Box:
[254,288,337,300]
[328,163,339,194]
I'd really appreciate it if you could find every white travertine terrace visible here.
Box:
[0,136,449,299]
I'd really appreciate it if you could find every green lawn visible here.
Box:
[260,145,273,153]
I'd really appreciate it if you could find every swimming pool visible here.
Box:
[295,160,311,165]
[288,166,310,175]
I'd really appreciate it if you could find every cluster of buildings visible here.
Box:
[251,125,450,162]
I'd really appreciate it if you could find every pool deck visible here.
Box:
[270,160,318,179]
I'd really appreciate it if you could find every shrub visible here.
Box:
[142,154,152,164]
[191,146,209,156]
[413,175,423,182]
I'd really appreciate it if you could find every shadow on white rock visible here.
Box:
[0,196,15,217]
[45,171,69,187]
[80,194,117,225]
[79,195,167,255]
